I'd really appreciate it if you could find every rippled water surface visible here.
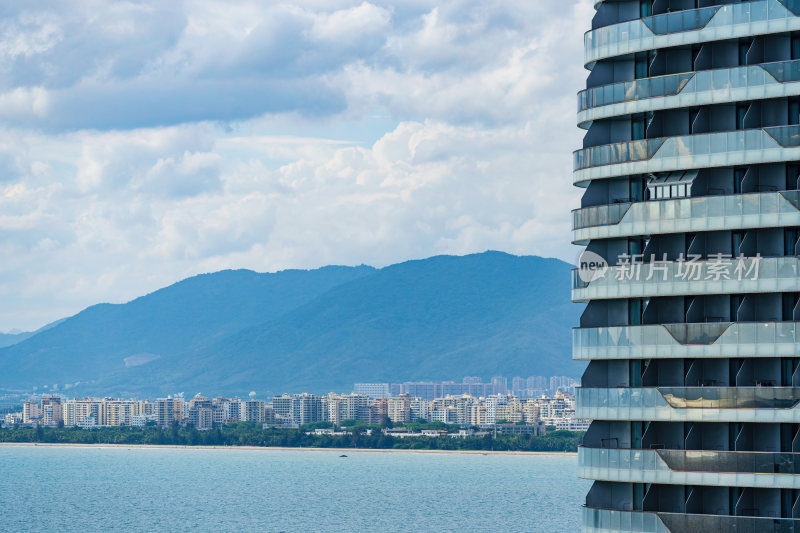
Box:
[0,446,587,532]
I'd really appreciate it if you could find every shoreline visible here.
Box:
[0,442,577,456]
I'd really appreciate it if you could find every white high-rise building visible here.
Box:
[353,383,391,399]
[575,1,800,528]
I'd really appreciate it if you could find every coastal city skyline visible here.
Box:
[4,379,587,433]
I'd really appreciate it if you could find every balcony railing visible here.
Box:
[580,446,800,488]
[571,257,798,299]
[574,126,800,171]
[658,448,800,474]
[582,446,800,475]
[641,6,720,35]
[572,191,800,232]
[659,512,800,532]
[586,1,799,64]
[579,59,800,113]
[659,387,800,409]
[577,387,800,420]
[579,73,694,112]
[572,201,631,230]
[583,507,800,533]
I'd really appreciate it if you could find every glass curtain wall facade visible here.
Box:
[575,1,800,531]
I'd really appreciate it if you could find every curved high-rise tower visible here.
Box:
[575,1,800,531]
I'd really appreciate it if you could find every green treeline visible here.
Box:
[0,423,583,452]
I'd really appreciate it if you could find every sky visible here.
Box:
[0,0,594,332]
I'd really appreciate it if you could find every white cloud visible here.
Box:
[0,0,594,330]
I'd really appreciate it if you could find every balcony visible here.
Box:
[572,256,799,301]
[585,0,800,66]
[658,449,800,475]
[577,387,800,423]
[572,191,800,243]
[573,322,800,360]
[583,507,800,533]
[578,61,800,126]
[579,447,800,488]
[659,387,800,409]
[574,126,800,184]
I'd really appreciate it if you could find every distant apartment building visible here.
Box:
[4,413,22,425]
[485,395,506,425]
[104,399,141,426]
[409,398,428,422]
[490,376,508,395]
[271,395,293,423]
[527,376,548,390]
[430,395,474,425]
[221,398,242,423]
[266,393,324,425]
[353,383,390,399]
[40,395,63,426]
[22,400,40,424]
[496,398,524,424]
[467,403,488,427]
[553,418,589,432]
[369,398,388,424]
[523,402,540,424]
[549,376,578,395]
[187,394,214,429]
[156,397,184,427]
[511,376,526,395]
[241,399,266,423]
[387,395,411,424]
[337,394,371,423]
[429,406,456,424]
[399,382,439,401]
[63,399,98,427]
[291,394,324,425]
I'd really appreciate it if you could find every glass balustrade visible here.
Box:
[586,1,798,64]
[571,257,798,299]
[641,6,719,35]
[659,387,800,409]
[583,447,800,475]
[573,192,800,231]
[762,59,800,82]
[657,449,800,474]
[572,202,631,229]
[580,446,800,487]
[660,513,800,532]
[583,507,800,533]
[574,126,800,171]
[578,73,694,112]
[579,59,800,114]
[572,192,800,242]
[583,507,668,533]
[573,322,800,360]
[575,138,665,170]
[577,387,800,422]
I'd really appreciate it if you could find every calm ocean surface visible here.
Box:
[0,446,587,532]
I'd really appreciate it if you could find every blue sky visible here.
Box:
[0,0,593,331]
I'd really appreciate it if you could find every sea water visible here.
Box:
[0,446,587,532]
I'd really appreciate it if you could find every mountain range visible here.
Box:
[0,251,582,397]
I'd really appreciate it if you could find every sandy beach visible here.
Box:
[0,441,576,456]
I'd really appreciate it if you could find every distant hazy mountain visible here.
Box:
[0,319,67,349]
[0,252,581,397]
[0,332,32,349]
